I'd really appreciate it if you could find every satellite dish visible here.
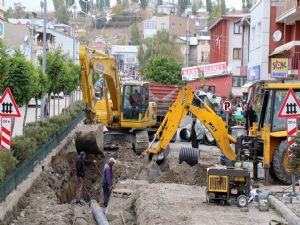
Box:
[24,34,29,43]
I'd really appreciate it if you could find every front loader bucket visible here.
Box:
[75,124,104,155]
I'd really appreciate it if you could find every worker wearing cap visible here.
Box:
[75,151,96,204]
[102,157,116,208]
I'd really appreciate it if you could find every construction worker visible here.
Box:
[75,151,96,205]
[190,117,199,148]
[102,157,116,208]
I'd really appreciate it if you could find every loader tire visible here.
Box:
[273,140,299,184]
[269,164,279,181]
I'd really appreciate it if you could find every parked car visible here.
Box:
[28,98,41,107]
[50,92,64,99]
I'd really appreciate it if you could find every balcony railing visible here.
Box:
[291,52,300,70]
[276,0,299,18]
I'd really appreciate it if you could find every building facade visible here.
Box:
[210,15,247,96]
[111,45,139,75]
[269,0,300,79]
[0,0,5,20]
[143,16,157,39]
[247,0,271,81]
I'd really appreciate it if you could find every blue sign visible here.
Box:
[247,65,260,81]
[0,22,3,39]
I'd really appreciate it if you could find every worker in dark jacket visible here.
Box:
[102,157,116,208]
[75,151,96,204]
[191,117,199,148]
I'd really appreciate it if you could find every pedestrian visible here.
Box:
[102,157,116,208]
[190,117,199,148]
[75,151,96,205]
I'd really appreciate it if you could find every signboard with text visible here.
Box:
[271,58,288,78]
[181,62,228,81]
[247,65,260,81]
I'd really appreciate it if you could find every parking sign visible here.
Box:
[0,21,3,39]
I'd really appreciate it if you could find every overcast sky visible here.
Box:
[7,0,242,12]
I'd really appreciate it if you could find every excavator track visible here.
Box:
[133,130,149,154]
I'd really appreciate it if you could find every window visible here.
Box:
[161,23,166,29]
[233,48,242,60]
[232,76,247,87]
[234,22,242,34]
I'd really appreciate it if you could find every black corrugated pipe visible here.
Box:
[179,147,199,166]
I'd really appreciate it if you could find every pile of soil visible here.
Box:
[154,162,207,186]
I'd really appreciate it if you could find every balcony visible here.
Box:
[276,0,300,24]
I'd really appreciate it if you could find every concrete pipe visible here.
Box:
[179,128,191,142]
[90,200,109,225]
[179,147,200,166]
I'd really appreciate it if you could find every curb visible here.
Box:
[269,195,300,225]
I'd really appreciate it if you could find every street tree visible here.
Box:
[206,0,212,15]
[192,0,204,15]
[130,22,141,45]
[4,3,28,19]
[5,51,36,130]
[33,67,50,121]
[140,0,148,9]
[221,0,226,15]
[53,0,71,24]
[96,0,105,11]
[178,0,190,14]
[79,0,91,13]
[144,55,182,85]
[138,30,183,71]
[0,40,10,94]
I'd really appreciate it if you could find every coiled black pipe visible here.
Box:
[179,147,199,166]
[179,128,191,142]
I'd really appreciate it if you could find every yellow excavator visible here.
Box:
[146,84,300,184]
[75,45,156,154]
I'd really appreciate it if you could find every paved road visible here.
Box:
[12,91,82,137]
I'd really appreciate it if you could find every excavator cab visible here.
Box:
[122,83,147,120]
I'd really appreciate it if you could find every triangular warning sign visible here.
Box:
[0,88,21,117]
[278,89,300,118]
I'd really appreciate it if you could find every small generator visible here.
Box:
[206,167,250,207]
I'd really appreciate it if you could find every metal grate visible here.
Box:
[208,175,228,192]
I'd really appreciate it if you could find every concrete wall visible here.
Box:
[249,0,271,80]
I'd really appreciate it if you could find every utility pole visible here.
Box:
[73,1,77,63]
[40,0,47,120]
[186,15,189,67]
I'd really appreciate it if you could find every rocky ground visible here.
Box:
[2,126,297,225]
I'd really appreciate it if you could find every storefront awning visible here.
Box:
[269,41,300,56]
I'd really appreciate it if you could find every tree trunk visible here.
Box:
[35,99,38,122]
[23,100,29,131]
[65,95,67,114]
[58,94,60,115]
[53,96,56,116]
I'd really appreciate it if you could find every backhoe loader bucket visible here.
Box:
[75,124,104,155]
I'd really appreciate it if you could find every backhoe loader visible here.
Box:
[75,46,156,154]
[146,84,300,184]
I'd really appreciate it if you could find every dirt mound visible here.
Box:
[154,162,207,186]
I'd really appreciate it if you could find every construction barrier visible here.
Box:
[0,112,84,202]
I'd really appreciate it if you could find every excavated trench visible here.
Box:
[2,138,209,225]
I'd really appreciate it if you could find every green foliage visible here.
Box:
[144,55,182,85]
[96,0,105,11]
[206,0,212,15]
[178,0,189,13]
[140,0,148,9]
[242,0,252,12]
[53,0,71,24]
[208,0,227,27]
[0,165,4,183]
[63,60,80,95]
[23,126,49,146]
[34,67,50,100]
[0,40,10,93]
[0,150,18,176]
[138,30,183,71]
[5,50,36,106]
[12,136,38,162]
[4,3,28,19]
[221,0,226,15]
[79,0,92,13]
[130,22,141,45]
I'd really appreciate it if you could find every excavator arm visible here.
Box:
[146,86,237,161]
[79,45,122,124]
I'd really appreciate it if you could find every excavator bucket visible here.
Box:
[75,124,104,155]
